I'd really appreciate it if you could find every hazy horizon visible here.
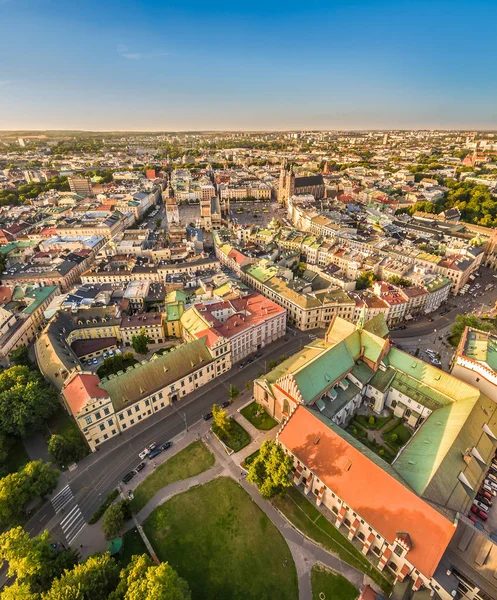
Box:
[1,1,497,130]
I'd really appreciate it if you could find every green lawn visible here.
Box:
[212,418,251,453]
[120,528,149,566]
[97,355,138,378]
[144,477,298,600]
[46,409,89,461]
[354,413,392,430]
[385,422,411,444]
[272,486,392,594]
[0,436,30,477]
[346,425,395,464]
[240,402,277,430]
[130,440,215,513]
[311,565,359,600]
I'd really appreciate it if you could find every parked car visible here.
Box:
[148,448,162,459]
[254,352,262,359]
[476,494,492,507]
[482,483,496,496]
[238,362,246,369]
[473,500,489,512]
[122,471,135,484]
[471,505,488,520]
[479,488,493,501]
[485,478,497,490]
[138,442,157,460]
[160,441,173,451]
[92,358,98,364]
[203,412,213,421]
[135,462,146,473]
[220,401,230,409]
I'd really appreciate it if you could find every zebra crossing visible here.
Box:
[51,485,86,545]
[59,505,86,546]
[51,485,74,513]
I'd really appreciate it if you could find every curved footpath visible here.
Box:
[125,430,380,600]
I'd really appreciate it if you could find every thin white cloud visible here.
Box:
[117,45,169,60]
[0,80,11,86]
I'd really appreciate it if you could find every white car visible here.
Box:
[485,478,497,490]
[138,449,149,460]
[473,500,489,513]
[482,483,497,496]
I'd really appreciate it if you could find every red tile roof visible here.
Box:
[278,406,455,577]
[63,373,109,414]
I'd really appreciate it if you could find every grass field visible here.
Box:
[272,486,392,594]
[144,477,298,600]
[311,565,359,600]
[130,440,215,513]
[240,402,277,430]
[383,422,411,446]
[120,528,149,566]
[212,418,251,452]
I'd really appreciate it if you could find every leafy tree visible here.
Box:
[449,314,494,347]
[0,460,59,527]
[131,329,153,355]
[212,404,230,435]
[247,440,293,499]
[388,275,412,288]
[48,434,83,467]
[356,272,377,290]
[0,526,77,594]
[43,553,120,600]
[0,580,38,599]
[102,502,127,539]
[0,366,59,437]
[155,218,162,228]
[110,555,191,600]
[228,384,239,401]
[8,345,31,367]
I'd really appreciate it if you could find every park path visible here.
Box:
[125,428,380,600]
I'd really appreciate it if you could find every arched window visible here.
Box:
[283,399,290,415]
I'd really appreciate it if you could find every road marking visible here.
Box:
[60,504,86,547]
[51,485,74,513]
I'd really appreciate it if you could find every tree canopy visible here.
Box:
[355,271,377,290]
[0,366,59,437]
[212,404,230,434]
[0,526,77,593]
[247,440,293,499]
[0,461,59,527]
[449,314,495,347]
[131,330,153,355]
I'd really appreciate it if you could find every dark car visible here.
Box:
[203,412,213,421]
[246,357,254,364]
[254,352,262,359]
[476,494,492,507]
[220,401,230,409]
[122,471,135,484]
[238,362,246,369]
[148,448,162,459]
[135,462,146,473]
[160,441,173,451]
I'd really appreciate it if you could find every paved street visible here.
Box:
[25,328,314,543]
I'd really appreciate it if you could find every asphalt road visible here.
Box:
[25,328,315,543]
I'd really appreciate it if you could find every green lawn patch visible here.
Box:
[354,413,392,430]
[46,409,89,461]
[120,528,149,566]
[240,402,277,430]
[272,486,392,594]
[0,436,30,477]
[383,422,411,449]
[345,426,395,464]
[130,440,214,513]
[241,449,259,469]
[144,477,298,600]
[212,418,251,453]
[311,564,359,600]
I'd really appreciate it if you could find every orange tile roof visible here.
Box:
[278,406,455,577]
[63,373,109,414]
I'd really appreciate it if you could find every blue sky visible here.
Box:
[1,0,496,130]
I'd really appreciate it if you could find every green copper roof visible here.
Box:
[100,338,212,410]
[293,340,355,404]
[361,330,386,364]
[369,366,396,393]
[351,361,375,385]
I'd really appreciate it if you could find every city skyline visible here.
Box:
[1,0,497,129]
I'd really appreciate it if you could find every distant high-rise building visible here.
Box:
[383,133,389,145]
[68,176,93,197]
